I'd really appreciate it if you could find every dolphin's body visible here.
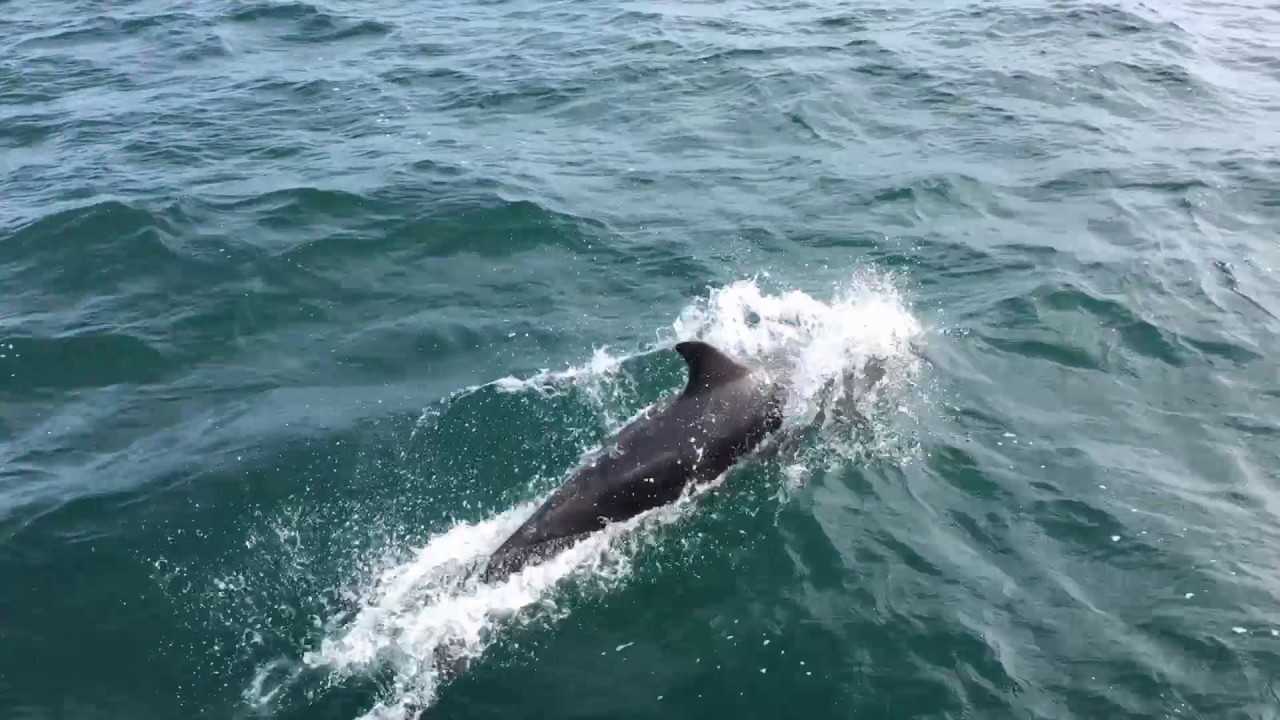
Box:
[480,341,784,583]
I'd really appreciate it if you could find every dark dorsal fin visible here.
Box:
[675,341,751,396]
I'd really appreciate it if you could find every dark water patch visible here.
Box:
[228,1,323,23]
[439,81,589,114]
[407,41,453,57]
[159,289,337,365]
[13,12,198,51]
[13,22,118,50]
[692,44,842,67]
[1030,167,1211,196]
[0,112,62,145]
[0,334,173,394]
[1034,284,1185,367]
[979,2,1183,42]
[206,186,390,242]
[234,76,340,102]
[946,403,1016,436]
[1029,496,1125,551]
[603,9,666,29]
[1181,336,1262,367]
[854,61,936,85]
[815,14,869,30]
[10,54,135,98]
[344,319,494,374]
[947,509,1010,559]
[1221,413,1280,438]
[0,67,58,106]
[1090,60,1217,105]
[177,34,233,62]
[0,421,406,717]
[1104,60,1198,89]
[787,228,879,251]
[386,158,482,195]
[396,384,617,510]
[116,12,200,34]
[926,445,1010,503]
[622,37,687,58]
[1060,4,1172,36]
[877,529,944,578]
[980,335,1102,372]
[120,136,215,170]
[0,201,198,288]
[868,174,1013,224]
[284,195,604,267]
[379,65,477,88]
[5,200,168,258]
[282,17,391,44]
[225,2,390,48]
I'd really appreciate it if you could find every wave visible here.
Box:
[228,2,391,44]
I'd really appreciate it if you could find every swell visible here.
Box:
[0,182,609,308]
[944,1,1189,44]
[0,200,201,293]
[0,334,173,394]
[227,2,391,43]
[973,280,1264,373]
[12,12,202,50]
[268,190,609,265]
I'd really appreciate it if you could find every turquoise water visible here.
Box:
[3,0,1280,717]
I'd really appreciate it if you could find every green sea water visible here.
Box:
[3,1,1280,718]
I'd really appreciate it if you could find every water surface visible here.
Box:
[2,1,1279,718]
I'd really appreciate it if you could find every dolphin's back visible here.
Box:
[481,342,782,582]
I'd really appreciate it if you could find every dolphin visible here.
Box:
[480,340,785,583]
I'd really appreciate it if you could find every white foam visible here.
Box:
[281,274,927,718]
[667,274,928,475]
[493,345,628,396]
[295,477,717,717]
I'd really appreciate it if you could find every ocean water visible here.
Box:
[2,0,1279,718]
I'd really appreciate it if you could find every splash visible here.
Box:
[274,273,927,718]
[669,273,925,448]
[297,483,712,719]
